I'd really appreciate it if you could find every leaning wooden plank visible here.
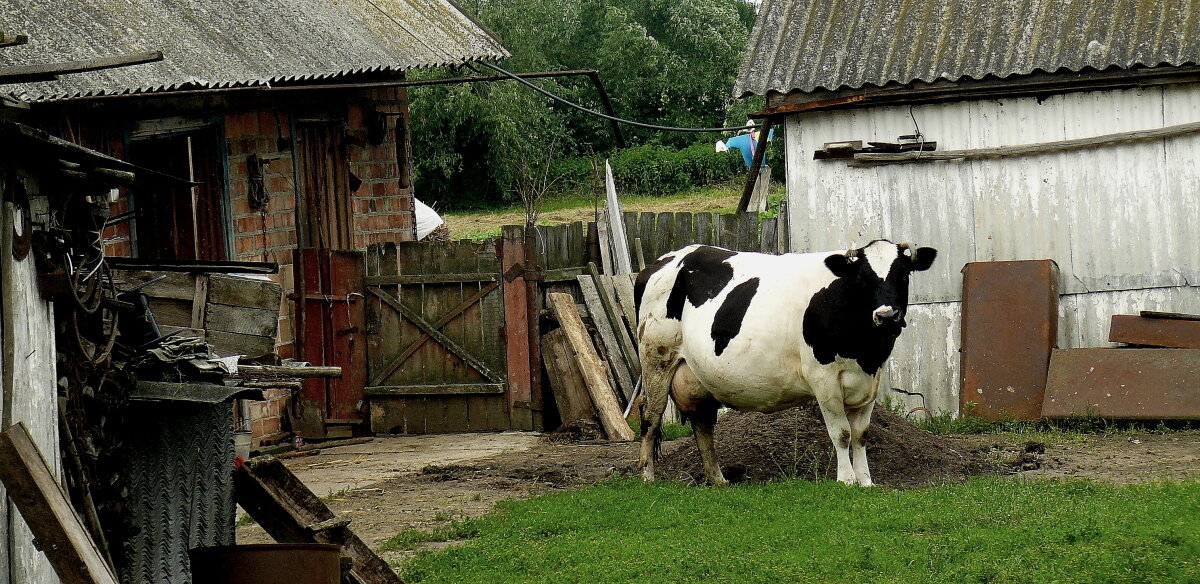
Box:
[596,209,614,275]
[1042,348,1200,419]
[235,456,403,584]
[587,263,640,379]
[1110,315,1200,349]
[603,160,634,275]
[0,423,119,584]
[577,276,636,401]
[611,274,638,339]
[547,293,636,441]
[542,328,598,426]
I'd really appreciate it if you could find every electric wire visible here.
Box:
[475,61,760,134]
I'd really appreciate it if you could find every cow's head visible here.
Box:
[824,240,937,329]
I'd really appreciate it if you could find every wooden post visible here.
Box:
[547,293,635,441]
[747,166,771,213]
[523,229,544,430]
[737,116,775,213]
[501,225,534,430]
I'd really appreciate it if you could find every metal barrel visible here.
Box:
[190,544,342,584]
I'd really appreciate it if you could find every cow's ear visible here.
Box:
[824,253,857,278]
[910,247,937,271]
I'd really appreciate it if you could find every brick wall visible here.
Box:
[350,87,417,249]
[237,387,292,447]
[93,88,418,362]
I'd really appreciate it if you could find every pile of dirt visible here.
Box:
[657,402,987,487]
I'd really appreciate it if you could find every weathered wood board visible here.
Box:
[547,293,634,441]
[541,329,597,426]
[234,456,401,584]
[0,423,119,584]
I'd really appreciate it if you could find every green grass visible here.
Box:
[396,477,1200,584]
[912,402,1200,440]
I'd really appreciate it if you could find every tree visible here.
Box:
[409,0,759,210]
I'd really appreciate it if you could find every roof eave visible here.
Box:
[750,64,1200,118]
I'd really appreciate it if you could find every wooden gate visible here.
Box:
[364,240,514,433]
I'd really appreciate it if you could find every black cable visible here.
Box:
[475,61,760,133]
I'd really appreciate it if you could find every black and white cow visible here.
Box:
[634,240,937,486]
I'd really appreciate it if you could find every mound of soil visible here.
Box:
[657,402,986,487]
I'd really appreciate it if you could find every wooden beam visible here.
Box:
[0,423,119,584]
[737,116,776,212]
[237,365,342,378]
[234,457,402,584]
[577,275,636,401]
[541,329,597,426]
[367,282,498,386]
[0,50,163,81]
[364,272,499,285]
[367,287,503,383]
[853,120,1200,166]
[547,293,635,441]
[0,33,29,48]
[365,383,505,396]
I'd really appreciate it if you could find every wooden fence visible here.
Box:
[360,209,787,433]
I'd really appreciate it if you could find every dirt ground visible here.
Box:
[236,414,1200,565]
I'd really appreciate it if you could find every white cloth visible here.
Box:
[414,197,445,240]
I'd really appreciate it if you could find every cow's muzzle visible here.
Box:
[872,305,904,327]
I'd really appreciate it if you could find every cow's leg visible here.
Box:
[670,363,726,485]
[847,399,875,486]
[637,346,677,482]
[691,403,726,485]
[813,380,857,484]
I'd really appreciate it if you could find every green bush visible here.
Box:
[552,141,746,196]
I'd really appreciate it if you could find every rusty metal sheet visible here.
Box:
[1110,315,1200,349]
[1042,348,1200,419]
[960,260,1059,420]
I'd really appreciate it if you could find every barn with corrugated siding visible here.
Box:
[735,0,1200,415]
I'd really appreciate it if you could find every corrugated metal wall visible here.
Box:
[786,85,1200,415]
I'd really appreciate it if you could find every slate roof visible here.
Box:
[0,0,509,102]
[735,0,1199,97]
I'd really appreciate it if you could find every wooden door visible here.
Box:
[292,248,367,439]
[364,241,511,433]
[295,122,353,250]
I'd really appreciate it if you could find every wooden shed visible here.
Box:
[735,0,1200,415]
[0,0,511,440]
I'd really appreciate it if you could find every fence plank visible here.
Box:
[577,276,636,401]
[695,213,714,250]
[541,328,597,426]
[546,293,635,441]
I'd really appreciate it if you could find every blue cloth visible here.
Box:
[725,128,774,168]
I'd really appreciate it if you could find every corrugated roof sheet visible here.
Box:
[0,0,510,102]
[735,0,1200,97]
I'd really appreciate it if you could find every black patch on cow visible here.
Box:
[710,278,759,356]
[634,254,675,314]
[666,246,738,319]
[802,251,910,376]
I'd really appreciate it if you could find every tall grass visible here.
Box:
[396,477,1200,584]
